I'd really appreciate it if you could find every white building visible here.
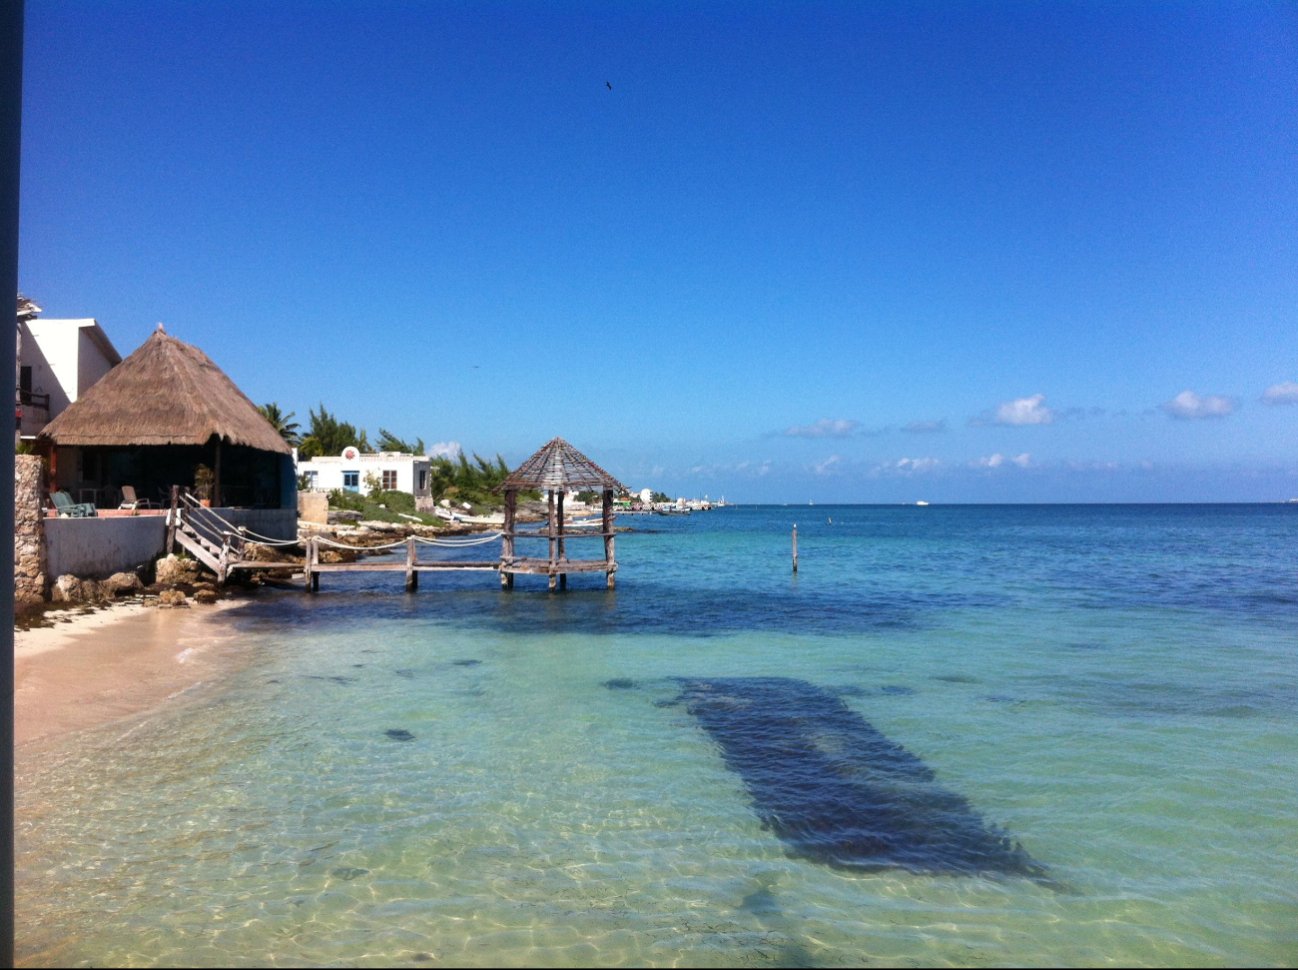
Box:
[17,302,122,442]
[296,446,432,503]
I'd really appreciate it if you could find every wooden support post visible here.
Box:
[603,488,616,590]
[792,523,798,573]
[218,536,230,586]
[556,489,566,591]
[405,535,418,592]
[501,489,516,590]
[213,439,222,508]
[547,489,558,591]
[166,484,179,554]
[306,536,319,592]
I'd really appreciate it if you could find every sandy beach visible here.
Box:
[13,597,255,751]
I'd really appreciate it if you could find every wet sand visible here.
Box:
[13,598,255,750]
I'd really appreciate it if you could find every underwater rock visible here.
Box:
[331,866,370,881]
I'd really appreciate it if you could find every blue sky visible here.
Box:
[19,1,1298,502]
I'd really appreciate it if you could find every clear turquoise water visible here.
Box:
[15,504,1298,967]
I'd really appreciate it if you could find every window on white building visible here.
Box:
[382,470,398,490]
[343,470,359,492]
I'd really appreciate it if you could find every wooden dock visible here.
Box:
[301,531,617,593]
[169,436,626,594]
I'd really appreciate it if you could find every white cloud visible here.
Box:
[971,452,1031,469]
[994,394,1054,425]
[784,418,860,438]
[812,455,842,476]
[873,456,941,476]
[427,441,461,458]
[1262,381,1298,405]
[1160,390,1236,419]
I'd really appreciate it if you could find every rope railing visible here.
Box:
[313,534,411,552]
[310,532,503,552]
[413,532,503,547]
[175,491,302,548]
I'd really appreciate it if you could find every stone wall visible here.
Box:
[14,453,48,614]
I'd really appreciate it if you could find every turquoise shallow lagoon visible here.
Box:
[15,504,1298,967]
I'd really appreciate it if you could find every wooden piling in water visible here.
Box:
[792,523,798,573]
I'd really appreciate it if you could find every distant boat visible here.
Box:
[915,500,930,506]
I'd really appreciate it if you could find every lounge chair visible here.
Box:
[118,485,157,510]
[51,490,97,517]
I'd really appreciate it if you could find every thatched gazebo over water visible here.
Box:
[498,437,626,590]
[38,325,295,509]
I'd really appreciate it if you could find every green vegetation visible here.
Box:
[327,487,440,525]
[257,402,301,447]
[376,428,425,454]
[286,400,539,517]
[427,451,529,513]
[298,404,368,459]
[193,463,215,501]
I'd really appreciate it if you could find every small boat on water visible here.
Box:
[915,500,930,506]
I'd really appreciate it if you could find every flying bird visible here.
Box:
[606,80,612,90]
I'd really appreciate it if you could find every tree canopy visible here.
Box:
[257,402,301,447]
[376,428,425,455]
[297,404,368,459]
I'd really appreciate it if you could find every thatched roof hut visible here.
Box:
[39,325,294,508]
[40,325,290,453]
[498,437,625,591]
[500,436,626,493]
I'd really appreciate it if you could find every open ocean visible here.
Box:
[15,504,1298,968]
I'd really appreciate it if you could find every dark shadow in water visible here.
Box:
[670,676,1054,885]
[236,579,1007,640]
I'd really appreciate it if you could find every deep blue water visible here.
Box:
[15,503,1298,967]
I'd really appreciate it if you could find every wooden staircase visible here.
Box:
[172,519,225,577]
[167,490,302,585]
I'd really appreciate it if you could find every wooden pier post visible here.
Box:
[556,489,567,591]
[217,535,230,586]
[603,488,616,590]
[500,491,516,590]
[405,535,418,592]
[792,523,798,574]
[305,536,319,592]
[547,489,558,591]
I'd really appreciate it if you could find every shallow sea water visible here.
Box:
[15,504,1298,967]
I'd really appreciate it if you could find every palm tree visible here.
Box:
[257,402,301,447]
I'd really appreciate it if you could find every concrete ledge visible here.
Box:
[45,507,298,580]
[45,516,168,580]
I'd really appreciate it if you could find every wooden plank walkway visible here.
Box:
[171,499,618,593]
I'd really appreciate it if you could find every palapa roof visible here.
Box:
[501,437,626,492]
[39,325,292,454]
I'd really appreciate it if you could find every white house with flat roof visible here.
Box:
[17,301,122,441]
[295,446,432,503]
